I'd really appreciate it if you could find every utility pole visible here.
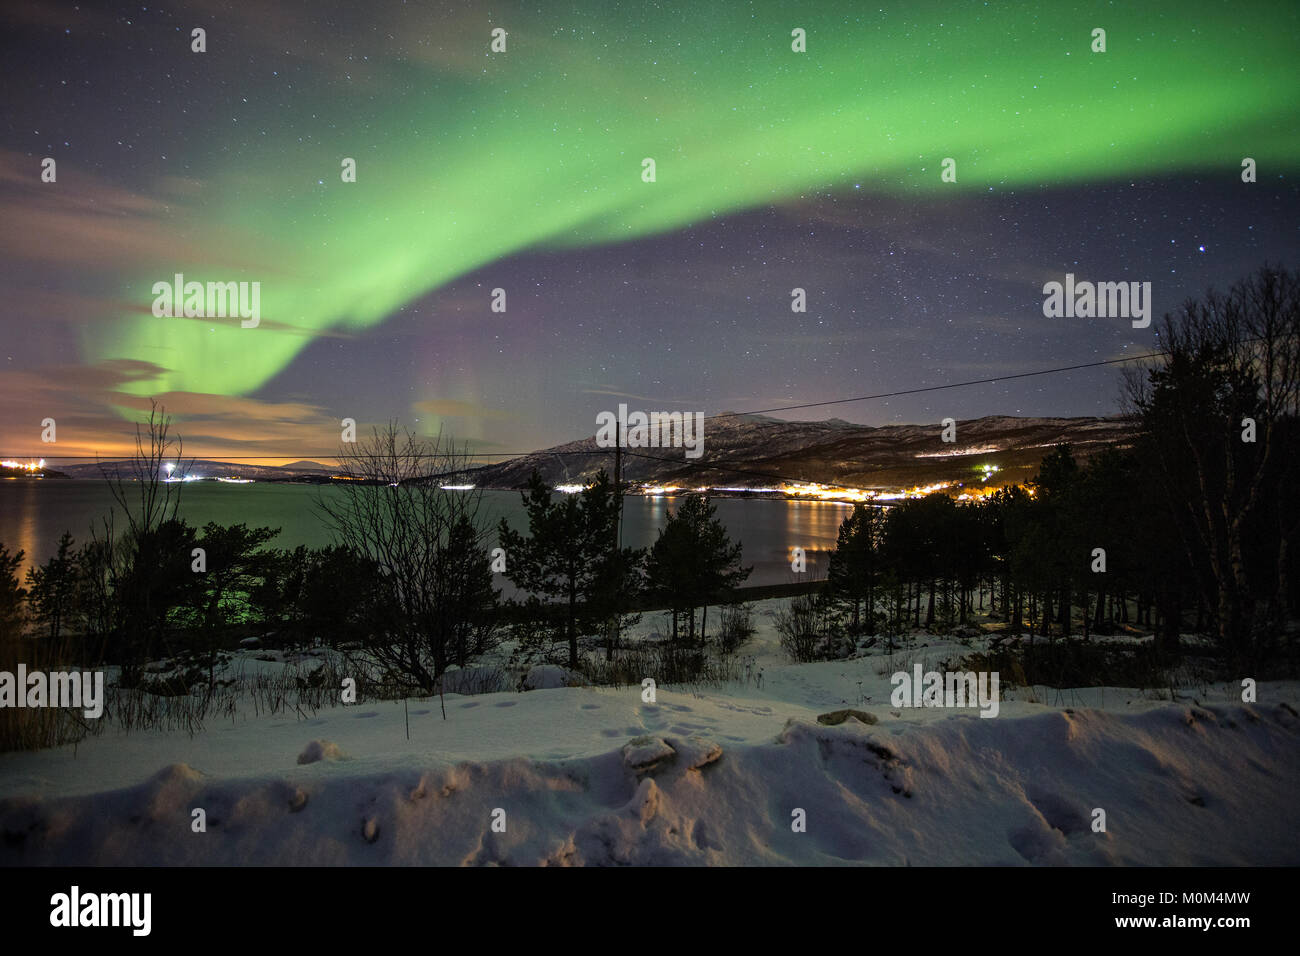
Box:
[613,439,623,547]
[606,436,623,660]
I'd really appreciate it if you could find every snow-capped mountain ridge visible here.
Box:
[470,414,1132,491]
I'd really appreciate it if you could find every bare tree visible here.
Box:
[100,400,191,540]
[87,401,195,675]
[1125,264,1300,659]
[316,423,500,692]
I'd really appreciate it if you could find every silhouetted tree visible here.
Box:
[183,522,280,690]
[826,503,883,633]
[0,543,25,643]
[1127,263,1300,663]
[319,423,500,689]
[25,532,77,643]
[644,494,750,645]
[498,469,629,668]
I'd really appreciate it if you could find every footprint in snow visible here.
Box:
[411,709,430,716]
[495,700,517,708]
[460,702,480,709]
[580,704,600,710]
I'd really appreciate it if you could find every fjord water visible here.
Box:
[0,481,851,587]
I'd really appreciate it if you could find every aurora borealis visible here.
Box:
[1,0,1298,461]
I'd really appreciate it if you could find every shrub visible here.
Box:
[715,602,756,654]
[776,594,848,662]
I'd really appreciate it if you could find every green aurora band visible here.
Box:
[84,0,1300,407]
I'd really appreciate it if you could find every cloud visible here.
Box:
[0,359,348,463]
[124,306,354,340]
[0,149,287,275]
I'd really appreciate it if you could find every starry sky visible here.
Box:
[1,0,1297,463]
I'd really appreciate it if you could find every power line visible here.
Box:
[703,348,1165,423]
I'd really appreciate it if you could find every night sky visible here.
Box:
[1,0,1297,463]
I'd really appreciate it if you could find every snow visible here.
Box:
[1,598,1297,865]
[622,736,677,770]
[522,664,577,690]
[297,740,346,765]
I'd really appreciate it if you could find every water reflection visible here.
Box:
[0,484,855,587]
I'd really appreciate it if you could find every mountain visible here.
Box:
[56,459,333,481]
[45,417,1134,493]
[466,414,1134,492]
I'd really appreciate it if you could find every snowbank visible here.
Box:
[2,699,1296,866]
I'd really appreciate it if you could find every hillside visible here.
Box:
[469,414,1133,492]
[55,460,333,481]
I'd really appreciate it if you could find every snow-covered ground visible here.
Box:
[2,599,1297,865]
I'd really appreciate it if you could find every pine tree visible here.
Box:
[645,495,750,645]
[826,504,882,634]
[0,543,26,643]
[499,469,637,668]
[25,531,77,642]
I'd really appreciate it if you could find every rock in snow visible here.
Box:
[622,736,676,770]
[672,736,723,770]
[297,740,346,765]
[816,709,878,726]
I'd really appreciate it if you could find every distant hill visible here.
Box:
[57,459,333,481]
[466,413,1134,492]
[46,417,1135,493]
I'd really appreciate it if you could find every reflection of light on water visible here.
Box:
[14,481,38,577]
[3,485,869,589]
